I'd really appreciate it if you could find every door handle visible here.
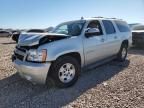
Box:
[101,38,105,42]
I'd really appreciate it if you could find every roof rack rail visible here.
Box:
[106,17,123,20]
[92,16,104,18]
[91,17,123,20]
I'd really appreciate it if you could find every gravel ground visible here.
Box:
[0,37,144,108]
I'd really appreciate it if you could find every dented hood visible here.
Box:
[18,32,68,46]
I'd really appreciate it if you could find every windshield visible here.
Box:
[52,21,85,36]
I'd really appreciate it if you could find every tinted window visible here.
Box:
[102,20,116,34]
[115,21,130,32]
[87,20,103,35]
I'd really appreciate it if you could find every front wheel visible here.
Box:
[50,56,81,88]
[117,44,128,62]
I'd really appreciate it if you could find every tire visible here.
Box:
[49,56,81,88]
[117,43,128,62]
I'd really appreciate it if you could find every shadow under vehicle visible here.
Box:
[0,60,130,108]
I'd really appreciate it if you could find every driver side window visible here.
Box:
[87,20,103,36]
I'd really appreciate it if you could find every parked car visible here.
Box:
[0,30,12,37]
[27,29,46,33]
[129,24,144,46]
[12,17,132,88]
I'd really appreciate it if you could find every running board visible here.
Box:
[83,56,117,71]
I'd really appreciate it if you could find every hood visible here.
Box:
[18,33,69,46]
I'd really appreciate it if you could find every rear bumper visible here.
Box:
[13,59,51,84]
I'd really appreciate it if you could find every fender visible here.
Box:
[38,36,85,66]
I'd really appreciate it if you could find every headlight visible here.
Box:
[27,49,47,62]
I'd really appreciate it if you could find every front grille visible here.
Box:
[14,45,28,61]
[16,46,27,53]
[14,52,24,61]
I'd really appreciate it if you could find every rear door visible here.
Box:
[102,20,120,56]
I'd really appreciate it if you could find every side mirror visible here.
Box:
[85,28,100,37]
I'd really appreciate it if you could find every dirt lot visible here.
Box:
[0,37,144,108]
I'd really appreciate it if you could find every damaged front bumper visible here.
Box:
[13,59,51,84]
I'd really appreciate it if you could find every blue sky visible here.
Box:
[0,0,144,29]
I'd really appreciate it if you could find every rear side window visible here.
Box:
[102,20,116,34]
[115,21,130,32]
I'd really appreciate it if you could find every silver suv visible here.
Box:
[12,17,132,88]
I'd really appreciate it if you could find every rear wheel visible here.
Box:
[49,56,80,88]
[117,44,128,62]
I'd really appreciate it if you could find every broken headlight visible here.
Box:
[27,49,47,62]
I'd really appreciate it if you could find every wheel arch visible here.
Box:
[47,52,82,77]
[55,52,81,66]
[122,40,129,47]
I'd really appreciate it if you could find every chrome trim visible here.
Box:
[14,46,29,61]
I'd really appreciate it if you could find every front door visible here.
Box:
[83,20,107,65]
